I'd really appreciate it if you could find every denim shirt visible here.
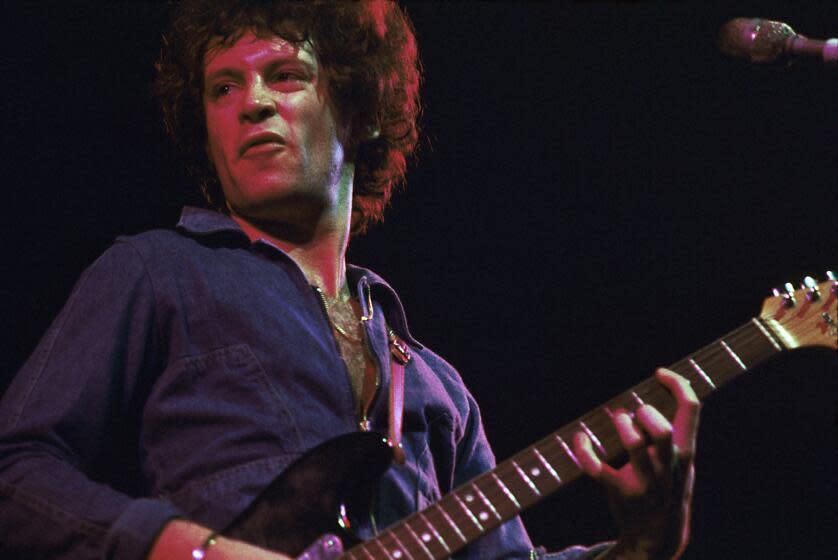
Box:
[0,208,607,560]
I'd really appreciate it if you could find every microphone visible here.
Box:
[718,18,838,65]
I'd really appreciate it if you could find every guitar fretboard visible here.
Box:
[342,316,785,560]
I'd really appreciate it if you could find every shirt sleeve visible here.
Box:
[452,387,613,560]
[0,240,183,560]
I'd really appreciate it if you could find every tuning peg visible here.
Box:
[801,276,820,302]
[772,283,796,308]
[828,271,838,294]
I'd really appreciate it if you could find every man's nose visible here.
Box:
[240,79,276,123]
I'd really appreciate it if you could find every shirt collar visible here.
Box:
[175,207,421,348]
[175,206,247,238]
[347,264,421,349]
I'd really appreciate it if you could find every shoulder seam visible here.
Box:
[114,238,163,366]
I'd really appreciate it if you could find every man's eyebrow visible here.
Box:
[204,54,315,84]
[264,56,315,74]
[205,67,242,84]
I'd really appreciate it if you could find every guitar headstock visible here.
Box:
[759,272,838,351]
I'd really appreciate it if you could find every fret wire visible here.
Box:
[692,348,738,386]
[511,459,542,496]
[726,321,782,366]
[449,480,504,531]
[384,425,623,560]
[729,319,774,346]
[519,450,561,491]
[554,433,581,469]
[474,445,586,521]
[488,448,564,506]
[541,435,583,480]
[470,474,517,517]
[689,322,771,385]
[483,465,537,512]
[417,511,451,555]
[372,533,397,560]
[509,443,566,482]
[431,501,468,543]
[533,447,562,483]
[403,521,435,560]
[601,321,783,424]
[549,416,609,463]
[717,338,749,373]
[388,529,415,560]
[436,498,479,541]
[473,457,540,508]
[357,543,376,560]
[528,428,585,474]
[453,493,484,531]
[579,419,621,458]
[719,339,747,370]
[687,357,716,391]
[668,360,703,392]
[751,317,783,351]
[359,319,793,560]
[584,408,623,448]
[345,542,372,560]
[412,497,473,551]
[471,482,503,520]
[577,420,606,457]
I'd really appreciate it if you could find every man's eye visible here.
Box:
[212,84,233,97]
[272,71,303,82]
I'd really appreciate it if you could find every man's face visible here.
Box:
[203,31,349,225]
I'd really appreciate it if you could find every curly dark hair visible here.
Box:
[154,0,421,235]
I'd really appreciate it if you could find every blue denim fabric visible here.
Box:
[0,207,605,559]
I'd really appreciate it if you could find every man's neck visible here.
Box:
[231,211,351,299]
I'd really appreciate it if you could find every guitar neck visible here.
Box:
[343,316,786,560]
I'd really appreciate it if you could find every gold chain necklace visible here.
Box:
[314,286,365,343]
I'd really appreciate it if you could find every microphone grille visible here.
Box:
[718,18,797,63]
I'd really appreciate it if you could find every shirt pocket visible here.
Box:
[143,344,305,501]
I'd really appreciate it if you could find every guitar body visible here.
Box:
[224,431,393,557]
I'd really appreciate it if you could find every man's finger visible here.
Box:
[573,431,627,489]
[656,368,700,456]
[635,404,674,472]
[613,410,655,480]
[572,431,603,477]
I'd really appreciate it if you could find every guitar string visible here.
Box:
[354,321,787,558]
[501,328,769,526]
[360,324,774,558]
[573,322,777,454]
[354,307,829,559]
[421,321,782,539]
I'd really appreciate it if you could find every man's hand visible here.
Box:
[573,369,701,560]
[148,519,294,560]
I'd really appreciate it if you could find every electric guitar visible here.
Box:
[223,274,838,559]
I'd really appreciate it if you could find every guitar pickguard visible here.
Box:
[223,431,392,556]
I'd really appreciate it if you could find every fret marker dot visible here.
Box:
[465,493,474,502]
[421,533,431,542]
[393,551,402,559]
[530,467,541,477]
[479,511,489,521]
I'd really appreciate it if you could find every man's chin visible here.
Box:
[229,193,331,241]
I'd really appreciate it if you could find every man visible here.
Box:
[0,1,699,559]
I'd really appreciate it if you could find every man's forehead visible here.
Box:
[204,31,316,74]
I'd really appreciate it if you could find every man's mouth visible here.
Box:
[240,132,286,156]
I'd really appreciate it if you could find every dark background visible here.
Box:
[2,1,837,558]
